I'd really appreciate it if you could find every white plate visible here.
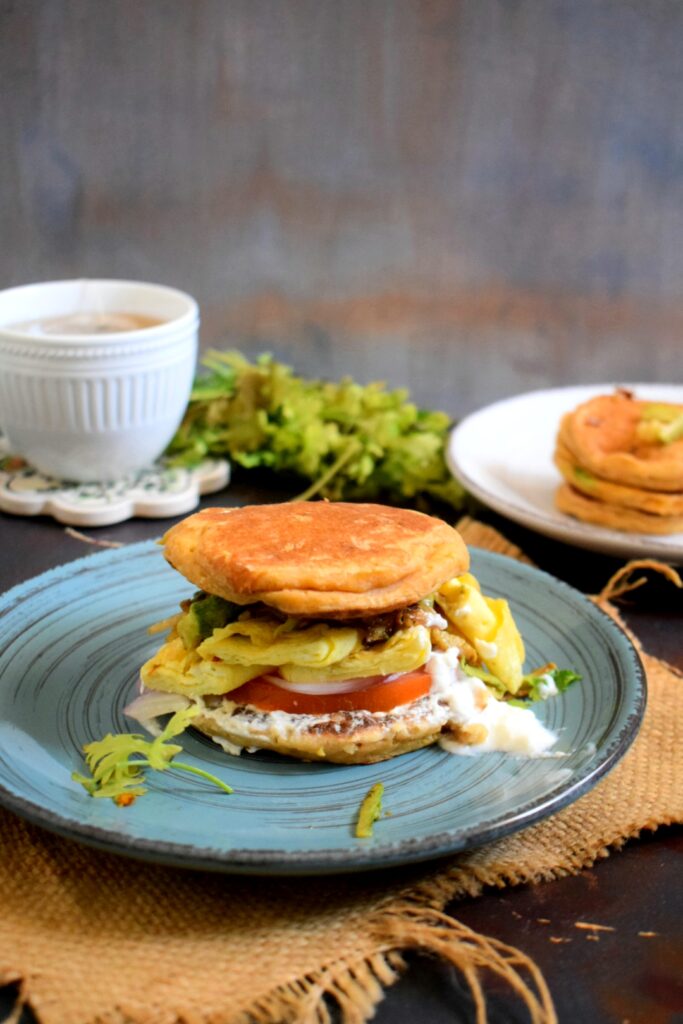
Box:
[447,383,683,562]
[0,434,230,527]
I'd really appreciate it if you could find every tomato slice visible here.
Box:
[228,669,432,714]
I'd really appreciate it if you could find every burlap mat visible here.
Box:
[1,520,681,1024]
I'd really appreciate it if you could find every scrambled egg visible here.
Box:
[140,574,526,697]
[437,573,525,693]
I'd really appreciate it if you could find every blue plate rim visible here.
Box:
[0,541,647,875]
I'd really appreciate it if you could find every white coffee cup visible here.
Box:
[0,279,199,481]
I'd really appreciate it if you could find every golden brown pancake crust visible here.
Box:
[163,502,469,618]
[555,482,683,535]
[559,394,683,492]
[554,440,683,516]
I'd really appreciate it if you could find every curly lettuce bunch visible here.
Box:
[166,351,466,510]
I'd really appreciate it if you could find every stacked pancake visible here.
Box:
[554,391,683,534]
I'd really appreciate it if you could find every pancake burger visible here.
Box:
[131,503,568,764]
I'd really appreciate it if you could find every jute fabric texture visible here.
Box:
[0,519,681,1024]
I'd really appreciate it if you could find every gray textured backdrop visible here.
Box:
[2,0,682,414]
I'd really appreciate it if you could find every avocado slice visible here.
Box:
[637,410,683,445]
[573,465,595,486]
[177,593,241,650]
[641,403,681,423]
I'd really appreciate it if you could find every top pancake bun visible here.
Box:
[162,502,469,618]
[560,392,683,492]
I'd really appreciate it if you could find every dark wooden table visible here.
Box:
[1,473,681,1024]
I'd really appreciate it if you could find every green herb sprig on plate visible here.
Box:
[355,782,384,838]
[72,706,233,805]
[165,351,466,510]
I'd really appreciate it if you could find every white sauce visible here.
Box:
[474,639,498,661]
[209,733,249,757]
[426,649,557,757]
[451,603,472,619]
[534,674,559,700]
[423,610,448,629]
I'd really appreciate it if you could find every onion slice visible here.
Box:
[124,688,192,735]
[261,673,402,696]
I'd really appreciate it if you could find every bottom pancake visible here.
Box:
[192,691,462,764]
[554,443,683,517]
[555,483,683,535]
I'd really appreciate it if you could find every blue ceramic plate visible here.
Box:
[0,542,645,875]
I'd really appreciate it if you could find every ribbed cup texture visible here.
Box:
[0,322,197,479]
[0,349,196,433]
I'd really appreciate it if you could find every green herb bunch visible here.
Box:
[166,351,466,510]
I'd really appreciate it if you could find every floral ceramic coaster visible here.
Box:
[0,437,230,527]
